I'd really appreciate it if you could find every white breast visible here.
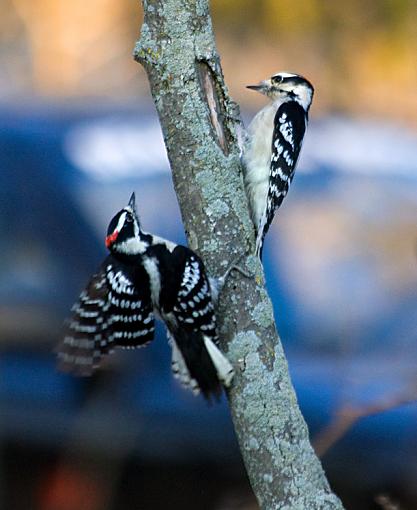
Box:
[243,102,279,227]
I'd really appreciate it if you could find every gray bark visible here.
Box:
[134,1,345,508]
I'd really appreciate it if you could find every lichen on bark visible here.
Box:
[134,1,345,508]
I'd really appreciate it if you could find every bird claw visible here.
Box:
[209,255,252,304]
[217,255,252,288]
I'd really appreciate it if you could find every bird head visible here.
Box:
[105,192,148,255]
[247,72,314,110]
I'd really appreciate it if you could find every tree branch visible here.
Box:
[313,388,417,458]
[134,1,344,508]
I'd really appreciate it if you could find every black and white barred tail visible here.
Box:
[169,330,234,400]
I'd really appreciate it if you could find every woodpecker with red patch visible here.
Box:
[58,193,234,400]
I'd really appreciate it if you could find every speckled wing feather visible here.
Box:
[58,256,154,375]
[255,101,307,257]
[167,248,234,399]
[172,251,217,335]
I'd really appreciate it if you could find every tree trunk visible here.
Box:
[134,1,345,508]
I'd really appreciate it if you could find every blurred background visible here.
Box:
[1,1,417,509]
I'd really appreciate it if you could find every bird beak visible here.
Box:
[246,80,269,94]
[127,191,140,224]
[105,230,118,248]
[128,192,136,209]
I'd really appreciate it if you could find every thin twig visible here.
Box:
[313,389,417,457]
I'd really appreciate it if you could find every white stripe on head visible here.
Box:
[273,71,298,79]
[110,208,148,255]
[115,211,127,234]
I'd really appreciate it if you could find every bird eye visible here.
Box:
[272,75,283,84]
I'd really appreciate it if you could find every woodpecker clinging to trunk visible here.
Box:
[242,72,314,258]
[58,193,235,401]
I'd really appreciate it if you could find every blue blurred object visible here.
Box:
[1,103,417,494]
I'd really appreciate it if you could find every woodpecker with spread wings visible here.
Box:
[58,193,234,400]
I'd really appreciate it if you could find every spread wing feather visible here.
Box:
[58,256,154,375]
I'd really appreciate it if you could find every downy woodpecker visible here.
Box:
[242,72,314,258]
[58,193,234,400]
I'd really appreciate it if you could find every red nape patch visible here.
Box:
[105,230,118,248]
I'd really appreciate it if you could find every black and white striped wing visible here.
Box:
[58,257,154,375]
[169,249,233,399]
[255,101,307,257]
[171,252,217,337]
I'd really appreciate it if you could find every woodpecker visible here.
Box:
[242,72,314,258]
[58,193,234,400]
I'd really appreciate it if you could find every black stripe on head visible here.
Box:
[107,209,136,244]
[107,212,121,237]
[272,73,313,92]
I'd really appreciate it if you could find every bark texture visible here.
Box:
[134,1,345,508]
